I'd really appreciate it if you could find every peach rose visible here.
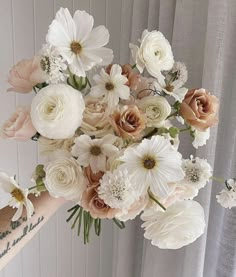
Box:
[84,166,104,188]
[133,77,158,99]
[7,57,46,93]
[0,107,36,141]
[106,64,140,91]
[80,96,113,137]
[180,88,219,131]
[110,105,146,139]
[81,186,118,219]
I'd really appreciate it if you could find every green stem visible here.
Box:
[143,128,158,139]
[71,207,81,229]
[179,126,191,133]
[166,111,178,119]
[148,190,166,211]
[131,64,136,69]
[67,204,80,213]
[113,218,125,229]
[77,208,83,236]
[66,206,80,222]
[210,176,225,184]
[28,184,45,191]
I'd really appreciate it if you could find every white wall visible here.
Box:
[0,0,139,276]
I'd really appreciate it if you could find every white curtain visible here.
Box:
[0,0,236,277]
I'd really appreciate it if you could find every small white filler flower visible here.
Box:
[0,172,34,221]
[216,179,236,209]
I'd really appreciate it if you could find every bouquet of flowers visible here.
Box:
[0,8,235,249]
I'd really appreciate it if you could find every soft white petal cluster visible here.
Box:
[141,200,205,249]
[90,64,130,113]
[178,156,212,199]
[44,157,86,201]
[192,128,210,149]
[71,134,119,173]
[98,169,140,209]
[47,8,113,76]
[40,44,67,84]
[130,30,174,81]
[216,179,236,209]
[31,84,85,139]
[0,172,34,221]
[119,135,184,198]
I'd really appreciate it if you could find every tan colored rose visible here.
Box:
[8,57,46,93]
[110,105,146,139]
[106,64,140,91]
[80,96,113,137]
[0,107,36,141]
[81,186,118,219]
[84,166,104,188]
[180,88,219,131]
[133,77,158,99]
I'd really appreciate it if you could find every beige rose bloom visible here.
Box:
[80,96,113,137]
[84,166,104,188]
[138,96,171,127]
[180,88,219,131]
[81,186,119,219]
[110,105,146,139]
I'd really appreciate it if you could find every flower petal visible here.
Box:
[73,10,94,42]
[12,204,23,221]
[84,25,109,48]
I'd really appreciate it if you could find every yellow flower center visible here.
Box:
[105,82,114,91]
[71,41,82,55]
[143,157,156,169]
[11,188,25,202]
[90,145,102,156]
[165,84,174,92]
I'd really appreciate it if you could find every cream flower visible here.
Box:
[31,84,85,139]
[47,8,113,76]
[44,157,86,201]
[98,169,140,209]
[216,189,236,209]
[0,172,34,221]
[138,96,171,127]
[71,134,119,173]
[192,128,210,149]
[119,135,184,198]
[80,96,113,137]
[180,157,212,196]
[141,200,205,249]
[130,30,174,81]
[90,64,130,112]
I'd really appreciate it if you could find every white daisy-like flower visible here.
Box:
[39,44,67,84]
[119,135,185,198]
[90,64,130,112]
[46,8,113,77]
[0,172,34,221]
[180,156,212,193]
[216,189,236,209]
[98,169,140,209]
[71,134,119,173]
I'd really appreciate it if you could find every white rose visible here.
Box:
[141,200,205,249]
[44,157,86,201]
[31,84,85,139]
[138,96,171,127]
[130,30,174,80]
[80,96,113,137]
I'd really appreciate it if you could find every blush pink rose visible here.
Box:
[81,186,119,219]
[0,107,36,141]
[84,166,104,188]
[7,57,46,93]
[180,88,219,131]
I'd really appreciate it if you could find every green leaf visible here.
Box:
[168,127,180,138]
[35,164,45,178]
[67,71,87,90]
[113,218,125,229]
[173,101,181,111]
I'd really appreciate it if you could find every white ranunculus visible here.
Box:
[44,157,86,201]
[130,30,174,81]
[216,189,236,209]
[141,200,205,249]
[138,96,171,127]
[31,84,85,139]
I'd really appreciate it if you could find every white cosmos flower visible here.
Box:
[90,64,130,112]
[130,30,174,81]
[46,8,113,77]
[180,156,212,196]
[31,84,85,139]
[98,169,140,209]
[119,135,185,198]
[141,200,205,249]
[0,172,34,221]
[44,157,86,201]
[192,128,210,149]
[71,134,119,173]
